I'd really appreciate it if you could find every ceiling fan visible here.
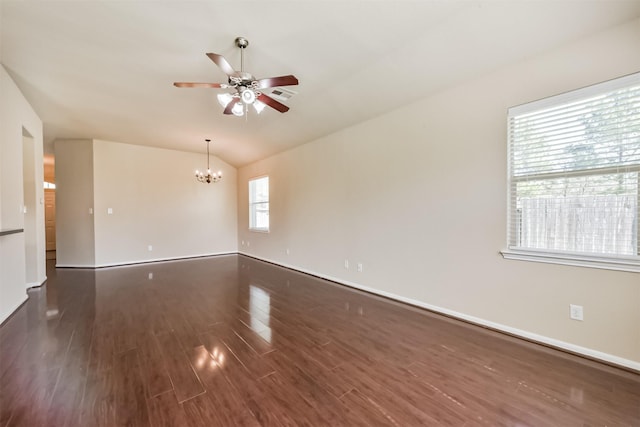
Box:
[174,37,299,116]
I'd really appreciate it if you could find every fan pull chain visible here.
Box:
[206,139,210,170]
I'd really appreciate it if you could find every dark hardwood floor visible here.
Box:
[1,254,638,426]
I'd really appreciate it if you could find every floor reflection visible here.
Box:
[249,284,272,343]
[0,255,636,426]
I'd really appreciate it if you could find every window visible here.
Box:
[249,176,269,232]
[504,73,640,272]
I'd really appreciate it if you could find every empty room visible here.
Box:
[1,1,639,426]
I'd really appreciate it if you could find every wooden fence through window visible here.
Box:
[517,195,638,255]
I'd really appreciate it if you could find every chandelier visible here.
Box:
[195,139,222,183]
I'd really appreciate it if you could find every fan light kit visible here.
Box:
[175,37,299,117]
[195,139,222,184]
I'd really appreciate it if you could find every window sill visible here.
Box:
[500,249,640,273]
[249,228,269,233]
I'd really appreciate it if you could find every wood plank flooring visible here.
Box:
[1,254,638,426]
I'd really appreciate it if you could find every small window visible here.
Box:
[505,72,640,272]
[249,176,269,232]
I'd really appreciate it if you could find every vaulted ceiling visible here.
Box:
[2,1,639,167]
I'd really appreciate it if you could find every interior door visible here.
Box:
[45,190,56,251]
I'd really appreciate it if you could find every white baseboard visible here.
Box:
[239,251,640,372]
[57,251,236,268]
[26,276,47,289]
[55,264,95,268]
[0,294,28,325]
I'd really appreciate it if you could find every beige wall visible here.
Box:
[55,139,237,267]
[55,139,96,267]
[0,65,45,323]
[238,19,640,367]
[92,139,237,266]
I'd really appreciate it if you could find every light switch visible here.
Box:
[107,208,113,215]
[89,208,94,215]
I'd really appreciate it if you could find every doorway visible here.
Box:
[44,154,56,260]
[22,130,38,287]
[45,190,56,255]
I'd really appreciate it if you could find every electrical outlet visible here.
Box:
[357,263,363,272]
[148,245,153,252]
[570,304,584,321]
[286,248,290,255]
[344,259,349,269]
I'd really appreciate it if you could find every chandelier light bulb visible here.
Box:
[232,102,244,116]
[253,100,266,114]
[241,89,256,104]
[217,92,233,108]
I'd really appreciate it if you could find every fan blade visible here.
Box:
[256,75,299,89]
[174,82,227,88]
[206,53,236,76]
[257,93,289,113]
[223,98,240,115]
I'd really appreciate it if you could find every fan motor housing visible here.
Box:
[235,37,249,49]
[230,71,255,86]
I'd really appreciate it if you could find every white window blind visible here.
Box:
[249,176,269,232]
[506,72,640,271]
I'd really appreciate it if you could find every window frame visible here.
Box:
[502,73,640,273]
[248,175,270,233]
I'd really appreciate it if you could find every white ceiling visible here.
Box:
[2,1,640,167]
